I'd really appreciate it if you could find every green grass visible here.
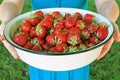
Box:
[0,0,120,80]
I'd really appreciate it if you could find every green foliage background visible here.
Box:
[0,0,120,80]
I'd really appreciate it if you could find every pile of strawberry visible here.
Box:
[13,10,108,54]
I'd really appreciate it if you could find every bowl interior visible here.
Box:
[4,8,114,55]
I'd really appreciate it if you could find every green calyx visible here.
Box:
[36,25,42,35]
[100,22,108,27]
[68,35,78,46]
[29,13,36,18]
[68,46,78,53]
[49,29,54,34]
[95,37,99,44]
[81,32,90,40]
[80,23,85,30]
[31,39,39,46]
[78,44,86,50]
[52,36,62,44]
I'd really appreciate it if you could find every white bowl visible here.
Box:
[4,8,114,71]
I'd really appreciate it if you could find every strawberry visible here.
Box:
[30,27,37,37]
[87,23,99,33]
[65,16,76,29]
[98,22,108,31]
[64,13,71,20]
[55,32,67,43]
[31,45,41,51]
[54,20,65,30]
[83,14,94,23]
[49,47,56,52]
[55,43,67,53]
[89,36,99,45]
[40,17,53,30]
[53,29,61,35]
[38,38,45,45]
[27,18,39,26]
[52,11,63,20]
[20,21,31,32]
[46,34,56,46]
[67,33,81,46]
[31,37,42,51]
[78,43,88,50]
[75,20,85,30]
[97,28,108,40]
[35,10,44,20]
[81,29,90,40]
[24,41,34,49]
[36,23,47,38]
[23,31,30,38]
[13,33,27,46]
[74,12,82,20]
[31,37,40,45]
[69,27,81,36]
[42,43,50,51]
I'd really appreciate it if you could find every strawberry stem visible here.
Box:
[29,13,36,18]
[68,46,78,53]
[68,35,78,46]
[78,44,86,50]
[52,36,62,44]
[31,39,39,46]
[36,25,42,35]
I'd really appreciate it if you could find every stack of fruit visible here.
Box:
[13,10,108,54]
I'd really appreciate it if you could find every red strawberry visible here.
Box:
[64,13,71,20]
[65,16,76,29]
[31,38,42,51]
[53,29,61,35]
[74,12,82,20]
[42,43,50,51]
[89,36,99,45]
[78,43,88,50]
[98,22,108,31]
[31,45,41,51]
[75,20,85,30]
[67,33,81,46]
[55,43,67,53]
[87,23,99,33]
[46,34,56,46]
[97,28,108,40]
[83,14,94,23]
[81,29,90,40]
[55,32,67,43]
[44,14,53,20]
[27,18,39,26]
[36,24,47,38]
[69,27,81,36]
[38,38,45,45]
[52,11,63,19]
[20,21,31,32]
[30,27,37,37]
[35,10,44,20]
[23,31,29,38]
[24,41,34,49]
[49,47,56,52]
[13,33,27,46]
[40,18,53,30]
[54,20,65,30]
